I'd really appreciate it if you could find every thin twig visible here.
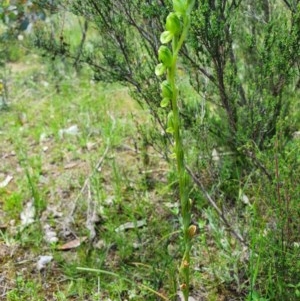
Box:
[74,19,88,70]
[67,112,116,219]
[186,165,248,246]
[85,179,98,240]
[68,141,110,218]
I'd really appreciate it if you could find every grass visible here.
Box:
[0,60,239,298]
[0,55,179,300]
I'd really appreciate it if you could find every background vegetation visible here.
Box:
[0,0,299,300]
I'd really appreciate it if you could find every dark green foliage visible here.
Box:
[248,133,300,300]
[188,1,300,151]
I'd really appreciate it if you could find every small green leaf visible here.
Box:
[166,12,182,36]
[160,31,173,44]
[170,152,177,159]
[166,126,174,134]
[160,97,170,108]
[161,80,173,98]
[158,45,173,67]
[155,63,166,76]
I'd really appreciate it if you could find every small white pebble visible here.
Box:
[37,255,53,271]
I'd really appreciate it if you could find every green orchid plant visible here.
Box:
[155,1,196,300]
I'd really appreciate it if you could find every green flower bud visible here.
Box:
[160,97,170,108]
[160,31,173,44]
[158,45,173,67]
[167,111,174,133]
[155,63,166,76]
[188,224,197,238]
[169,152,176,158]
[173,0,187,14]
[166,12,182,36]
[160,80,173,99]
